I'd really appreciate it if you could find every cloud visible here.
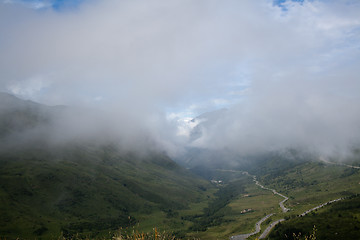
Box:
[3,0,53,9]
[0,0,278,106]
[1,0,360,157]
[7,75,51,98]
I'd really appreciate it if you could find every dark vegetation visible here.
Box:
[2,93,360,240]
[0,92,56,139]
[0,145,212,239]
[243,150,313,177]
[268,195,360,240]
[0,93,214,239]
[188,178,248,231]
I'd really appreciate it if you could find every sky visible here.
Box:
[1,0,360,157]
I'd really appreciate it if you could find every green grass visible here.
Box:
[258,161,360,215]
[185,173,282,240]
[0,145,215,239]
[241,159,360,239]
[2,143,360,240]
[226,184,283,232]
[185,157,360,240]
[268,195,360,240]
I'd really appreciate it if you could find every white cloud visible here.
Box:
[7,75,51,99]
[211,98,229,107]
[3,0,53,9]
[1,0,360,156]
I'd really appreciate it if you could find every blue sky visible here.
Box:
[6,0,307,12]
[51,0,84,10]
[5,0,84,10]
[273,0,304,5]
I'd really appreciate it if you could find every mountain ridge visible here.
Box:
[0,93,213,239]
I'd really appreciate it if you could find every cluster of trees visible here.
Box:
[189,179,247,231]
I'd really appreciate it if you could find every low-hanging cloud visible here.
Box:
[1,0,360,158]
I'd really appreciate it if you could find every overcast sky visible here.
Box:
[1,0,360,157]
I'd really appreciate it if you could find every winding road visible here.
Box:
[299,198,343,217]
[256,197,345,239]
[230,214,273,240]
[253,175,289,213]
[230,173,290,239]
[259,218,285,239]
[319,156,360,169]
[226,165,350,239]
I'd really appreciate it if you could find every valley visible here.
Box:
[2,144,360,239]
[0,145,215,239]
[185,154,360,240]
[1,93,360,240]
[1,0,360,239]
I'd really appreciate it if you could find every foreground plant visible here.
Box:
[112,227,178,240]
[287,225,317,240]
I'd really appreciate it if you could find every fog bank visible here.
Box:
[1,0,360,159]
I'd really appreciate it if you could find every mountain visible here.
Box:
[0,92,50,138]
[174,108,244,172]
[4,94,360,240]
[268,194,360,240]
[0,93,213,239]
[189,108,227,143]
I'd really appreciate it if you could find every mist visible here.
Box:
[1,0,360,160]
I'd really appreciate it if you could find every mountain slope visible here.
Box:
[0,92,50,138]
[268,195,360,240]
[0,145,211,239]
[0,93,213,239]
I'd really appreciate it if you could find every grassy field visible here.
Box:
[259,161,360,215]
[245,160,360,239]
[0,145,215,239]
[268,195,360,240]
[185,158,360,240]
[2,147,360,240]
[126,157,360,240]
[186,171,283,240]
[132,189,217,237]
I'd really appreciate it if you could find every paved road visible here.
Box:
[231,197,344,240]
[226,169,346,239]
[230,214,273,240]
[230,172,290,240]
[259,219,285,239]
[258,199,343,239]
[226,170,348,239]
[253,176,289,212]
[299,198,343,217]
[215,170,290,213]
[319,156,360,169]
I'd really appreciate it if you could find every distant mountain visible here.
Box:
[0,93,212,239]
[189,108,227,143]
[176,108,319,179]
[174,108,244,172]
[0,92,45,110]
[176,109,323,175]
[0,92,50,138]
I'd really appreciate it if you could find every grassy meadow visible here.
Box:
[186,158,360,240]
[0,145,215,239]
[1,147,360,240]
[268,195,360,240]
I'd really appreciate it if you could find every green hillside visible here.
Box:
[0,145,213,239]
[0,93,214,239]
[2,93,360,240]
[268,195,360,240]
[0,92,54,138]
[255,160,360,213]
[180,151,360,240]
